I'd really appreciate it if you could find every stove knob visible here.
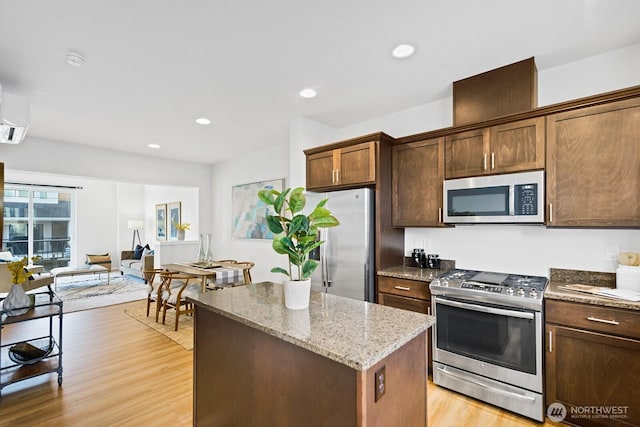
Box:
[529,289,538,298]
[516,288,525,296]
[505,287,514,295]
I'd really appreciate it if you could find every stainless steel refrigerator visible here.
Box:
[306,188,375,302]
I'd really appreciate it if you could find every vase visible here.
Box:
[283,279,311,310]
[197,234,206,262]
[205,233,214,262]
[177,229,185,241]
[3,284,31,316]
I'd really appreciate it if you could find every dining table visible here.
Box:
[161,261,245,292]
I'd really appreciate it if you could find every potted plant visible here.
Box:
[172,221,190,240]
[257,187,339,309]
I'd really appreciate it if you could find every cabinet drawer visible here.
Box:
[546,299,640,340]
[378,276,430,301]
[378,293,429,314]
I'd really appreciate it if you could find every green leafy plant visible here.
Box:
[257,187,339,281]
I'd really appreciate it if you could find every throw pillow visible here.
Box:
[142,247,154,257]
[133,244,150,260]
[86,254,111,264]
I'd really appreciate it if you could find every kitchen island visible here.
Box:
[189,281,434,426]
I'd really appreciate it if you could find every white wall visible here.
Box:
[286,42,640,277]
[1,137,211,266]
[210,143,290,282]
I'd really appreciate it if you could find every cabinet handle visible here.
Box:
[483,153,487,170]
[548,330,553,353]
[549,203,553,223]
[332,169,336,183]
[336,169,340,183]
[587,316,619,325]
[394,286,411,291]
[438,208,442,223]
[491,152,495,169]
[427,307,431,315]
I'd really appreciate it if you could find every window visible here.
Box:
[2,186,74,271]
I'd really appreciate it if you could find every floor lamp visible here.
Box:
[128,219,144,249]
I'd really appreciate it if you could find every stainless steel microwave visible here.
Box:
[443,170,544,224]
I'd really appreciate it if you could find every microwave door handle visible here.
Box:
[509,185,515,216]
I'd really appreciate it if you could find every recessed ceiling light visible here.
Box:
[148,143,160,149]
[66,52,85,67]
[195,117,211,125]
[299,88,317,98]
[392,44,416,59]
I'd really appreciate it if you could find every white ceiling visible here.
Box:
[1,0,639,164]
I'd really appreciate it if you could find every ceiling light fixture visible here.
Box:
[299,88,317,98]
[392,44,416,59]
[148,143,160,149]
[66,52,86,67]
[195,117,211,125]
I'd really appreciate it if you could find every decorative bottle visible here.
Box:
[197,234,206,262]
[205,233,214,262]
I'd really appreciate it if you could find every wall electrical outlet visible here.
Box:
[605,246,619,261]
[374,366,385,402]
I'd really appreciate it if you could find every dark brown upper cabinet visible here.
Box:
[546,97,640,227]
[445,117,545,179]
[392,137,446,227]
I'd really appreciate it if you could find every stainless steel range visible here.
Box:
[430,269,549,422]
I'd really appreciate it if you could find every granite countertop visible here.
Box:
[190,282,435,371]
[545,268,640,311]
[377,265,443,282]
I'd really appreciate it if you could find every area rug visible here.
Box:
[54,273,147,313]
[124,304,193,350]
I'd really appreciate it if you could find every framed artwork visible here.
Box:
[155,204,167,241]
[232,178,284,239]
[167,201,182,241]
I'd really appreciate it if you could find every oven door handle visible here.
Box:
[434,297,535,320]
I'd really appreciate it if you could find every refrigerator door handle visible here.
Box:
[318,230,328,288]
[324,227,331,288]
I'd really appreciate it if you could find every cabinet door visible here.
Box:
[306,150,336,190]
[392,138,445,226]
[546,324,640,426]
[444,128,488,179]
[489,117,545,174]
[546,98,640,226]
[337,141,376,186]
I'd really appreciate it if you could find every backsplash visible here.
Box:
[549,268,616,288]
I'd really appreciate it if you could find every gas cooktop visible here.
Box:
[429,269,549,310]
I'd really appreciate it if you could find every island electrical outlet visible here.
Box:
[375,365,385,402]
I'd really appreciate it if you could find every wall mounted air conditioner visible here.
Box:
[0,84,31,144]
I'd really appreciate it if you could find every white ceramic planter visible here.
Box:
[283,279,311,310]
[3,284,31,316]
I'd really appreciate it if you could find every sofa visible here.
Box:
[119,249,154,283]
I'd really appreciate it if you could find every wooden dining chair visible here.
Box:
[159,271,200,331]
[143,268,176,320]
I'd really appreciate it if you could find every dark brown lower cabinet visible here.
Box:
[377,276,432,374]
[194,306,428,426]
[545,300,640,426]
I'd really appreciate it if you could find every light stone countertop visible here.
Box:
[189,281,435,371]
[545,268,640,311]
[545,282,640,311]
[377,265,445,282]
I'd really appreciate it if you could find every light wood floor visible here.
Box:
[0,301,560,426]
